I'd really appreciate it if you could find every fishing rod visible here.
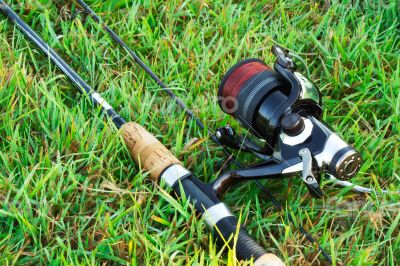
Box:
[0,1,284,265]
[70,0,400,263]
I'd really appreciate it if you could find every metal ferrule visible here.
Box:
[202,203,234,227]
[160,164,191,187]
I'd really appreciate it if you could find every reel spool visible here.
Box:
[214,46,363,198]
[218,57,322,153]
[218,59,288,149]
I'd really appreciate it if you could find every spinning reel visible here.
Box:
[214,46,363,198]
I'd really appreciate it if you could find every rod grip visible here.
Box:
[121,122,181,180]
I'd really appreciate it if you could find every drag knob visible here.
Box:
[330,147,363,180]
[281,113,305,136]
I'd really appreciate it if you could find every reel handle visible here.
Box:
[120,122,284,265]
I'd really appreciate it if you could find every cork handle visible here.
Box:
[121,122,181,180]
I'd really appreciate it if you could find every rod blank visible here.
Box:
[0,0,125,128]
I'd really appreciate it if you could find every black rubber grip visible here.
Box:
[215,216,266,260]
[236,228,267,259]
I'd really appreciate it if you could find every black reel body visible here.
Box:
[214,46,363,198]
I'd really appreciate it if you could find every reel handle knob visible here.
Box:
[299,148,323,198]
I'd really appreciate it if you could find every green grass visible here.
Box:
[0,0,399,265]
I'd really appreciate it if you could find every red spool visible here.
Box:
[218,59,271,112]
